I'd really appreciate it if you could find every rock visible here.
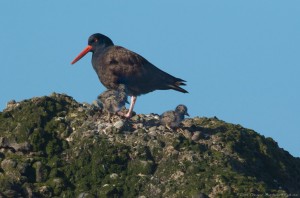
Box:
[12,142,32,152]
[133,123,144,129]
[131,114,141,122]
[50,178,65,195]
[127,157,156,175]
[26,188,34,198]
[157,125,165,131]
[182,118,195,128]
[171,170,185,180]
[77,107,84,112]
[171,149,179,157]
[77,192,90,198]
[148,126,157,132]
[92,100,102,109]
[191,131,201,141]
[1,159,17,170]
[0,93,299,197]
[148,130,157,137]
[39,186,52,197]
[192,193,209,198]
[2,190,20,198]
[23,183,35,198]
[0,137,31,153]
[182,129,192,139]
[98,122,113,132]
[110,173,119,179]
[16,162,30,175]
[113,120,124,129]
[34,161,48,182]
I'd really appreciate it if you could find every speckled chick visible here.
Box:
[98,84,128,115]
[160,104,189,130]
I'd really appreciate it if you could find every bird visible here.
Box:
[98,84,128,118]
[71,33,188,118]
[160,104,189,130]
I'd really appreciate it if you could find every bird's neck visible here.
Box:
[175,111,185,120]
[178,114,185,120]
[93,43,112,55]
[91,45,111,72]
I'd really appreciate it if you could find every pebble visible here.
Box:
[1,159,17,170]
[113,120,124,129]
[149,126,157,132]
[98,123,112,131]
[171,150,179,156]
[110,173,119,179]
[157,125,165,131]
[77,107,84,112]
[92,100,102,109]
[182,129,192,139]
[77,193,90,198]
[191,131,201,141]
[134,123,144,129]
[131,115,141,122]
[148,131,157,137]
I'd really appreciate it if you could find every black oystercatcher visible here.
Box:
[98,84,128,118]
[71,33,188,117]
[160,104,189,130]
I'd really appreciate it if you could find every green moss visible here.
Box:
[127,160,155,175]
[172,134,192,149]
[30,128,47,151]
[47,177,66,196]
[98,184,121,198]
[0,177,15,192]
[46,138,62,157]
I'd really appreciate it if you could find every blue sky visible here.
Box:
[1,1,299,157]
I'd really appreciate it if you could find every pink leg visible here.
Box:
[125,96,137,118]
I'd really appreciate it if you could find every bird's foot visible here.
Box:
[116,111,132,119]
[124,112,132,118]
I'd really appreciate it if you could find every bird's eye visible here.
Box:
[94,38,98,43]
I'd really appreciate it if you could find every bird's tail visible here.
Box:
[168,78,188,93]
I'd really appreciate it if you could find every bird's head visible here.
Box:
[71,33,114,64]
[175,104,189,116]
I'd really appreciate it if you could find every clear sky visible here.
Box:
[1,1,299,157]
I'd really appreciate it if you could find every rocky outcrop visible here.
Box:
[0,93,299,197]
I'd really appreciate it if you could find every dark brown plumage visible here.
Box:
[160,104,189,130]
[71,33,188,117]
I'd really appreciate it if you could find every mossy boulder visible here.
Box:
[0,93,299,197]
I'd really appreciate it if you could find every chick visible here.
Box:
[160,104,189,131]
[98,84,128,120]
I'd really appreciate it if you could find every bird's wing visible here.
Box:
[105,46,187,95]
[104,46,149,77]
[160,111,176,124]
[98,90,116,101]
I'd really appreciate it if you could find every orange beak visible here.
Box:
[71,45,93,64]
